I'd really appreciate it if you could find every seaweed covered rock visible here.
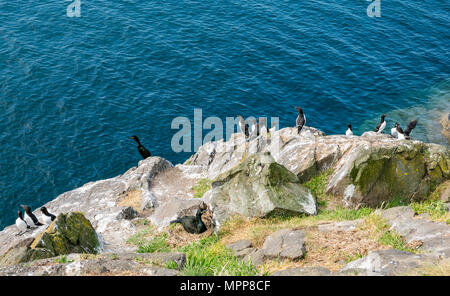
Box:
[203,152,317,228]
[0,212,99,266]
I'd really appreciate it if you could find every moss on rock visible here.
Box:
[0,212,99,266]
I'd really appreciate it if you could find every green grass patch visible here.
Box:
[137,233,171,253]
[379,196,410,209]
[343,252,365,263]
[303,169,333,206]
[178,236,261,276]
[192,178,212,198]
[166,260,179,270]
[363,214,417,253]
[54,255,73,264]
[411,199,448,220]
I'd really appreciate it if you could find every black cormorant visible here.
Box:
[130,135,151,159]
[170,207,207,234]
[295,107,306,134]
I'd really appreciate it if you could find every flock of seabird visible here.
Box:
[14,109,418,236]
[15,205,55,236]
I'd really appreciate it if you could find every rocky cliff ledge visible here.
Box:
[0,126,449,276]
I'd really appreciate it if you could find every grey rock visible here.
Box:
[0,157,173,256]
[380,206,450,256]
[317,219,363,232]
[262,229,306,260]
[116,207,138,220]
[236,248,265,266]
[272,266,332,276]
[339,249,436,276]
[0,252,185,276]
[204,152,317,229]
[226,240,253,253]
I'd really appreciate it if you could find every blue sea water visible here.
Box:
[0,1,449,229]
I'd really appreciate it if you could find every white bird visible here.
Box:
[41,207,56,225]
[396,125,406,140]
[374,114,386,133]
[15,211,30,236]
[250,119,259,139]
[20,204,43,227]
[345,124,353,136]
[237,115,249,140]
[391,123,399,138]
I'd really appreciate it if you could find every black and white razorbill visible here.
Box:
[250,118,260,139]
[404,119,418,137]
[391,122,400,138]
[396,124,406,140]
[40,207,56,224]
[345,124,353,136]
[130,135,151,159]
[237,115,250,140]
[20,204,43,227]
[374,114,387,133]
[295,107,306,134]
[15,211,30,236]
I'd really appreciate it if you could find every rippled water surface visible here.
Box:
[0,1,449,229]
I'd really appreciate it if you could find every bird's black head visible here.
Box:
[381,114,386,119]
[20,204,31,213]
[17,211,23,218]
[295,107,303,113]
[130,135,141,144]
[395,122,399,127]
[41,207,48,214]
[348,124,352,129]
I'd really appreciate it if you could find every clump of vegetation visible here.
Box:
[303,169,333,207]
[178,236,260,276]
[361,214,417,253]
[54,255,73,264]
[402,259,450,276]
[343,252,365,263]
[137,233,170,253]
[411,199,448,221]
[192,178,212,198]
[166,260,179,270]
[380,196,410,209]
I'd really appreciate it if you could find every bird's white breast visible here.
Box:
[16,218,28,231]
[377,121,386,133]
[24,213,35,227]
[345,128,353,136]
[391,127,398,138]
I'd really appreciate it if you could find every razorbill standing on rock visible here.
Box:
[41,207,56,224]
[20,204,43,227]
[374,114,386,133]
[130,135,151,159]
[295,107,306,134]
[345,124,353,136]
[250,118,259,139]
[391,123,400,138]
[15,211,30,236]
[237,115,250,140]
[396,124,406,140]
[404,119,418,137]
